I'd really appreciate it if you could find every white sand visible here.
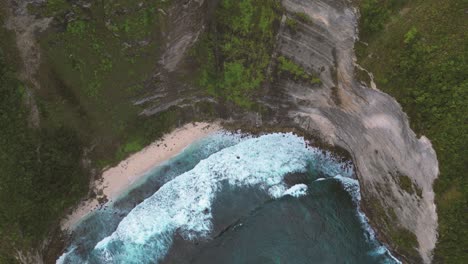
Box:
[61,122,222,231]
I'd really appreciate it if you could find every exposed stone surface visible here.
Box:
[273,0,438,263]
[134,0,211,117]
[4,0,52,89]
[159,0,205,72]
[3,0,50,127]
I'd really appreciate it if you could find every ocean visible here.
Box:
[57,133,399,264]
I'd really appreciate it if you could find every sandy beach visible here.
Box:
[61,122,222,231]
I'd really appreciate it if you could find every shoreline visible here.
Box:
[60,122,222,231]
[57,130,401,264]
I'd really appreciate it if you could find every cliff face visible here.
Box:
[142,0,438,261]
[3,0,439,263]
[86,0,438,263]
[138,0,439,262]
[271,1,439,262]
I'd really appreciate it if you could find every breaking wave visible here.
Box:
[58,133,399,264]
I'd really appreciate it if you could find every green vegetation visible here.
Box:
[357,0,468,262]
[0,1,185,260]
[28,0,175,165]
[365,191,421,262]
[358,0,407,38]
[391,227,420,257]
[285,17,298,32]
[37,0,166,101]
[396,173,423,198]
[0,35,86,263]
[192,0,282,108]
[277,56,321,85]
[97,108,184,168]
[397,174,414,195]
[293,12,312,24]
[26,0,66,20]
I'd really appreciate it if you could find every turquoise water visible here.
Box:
[58,133,399,264]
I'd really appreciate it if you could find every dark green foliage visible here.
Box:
[0,1,178,258]
[0,49,87,259]
[36,0,167,100]
[359,0,407,37]
[397,174,414,195]
[357,0,468,262]
[26,0,179,169]
[26,0,68,21]
[277,56,321,85]
[110,109,182,166]
[396,173,422,198]
[192,0,282,108]
[29,0,170,135]
[285,17,298,32]
[391,227,419,257]
[294,12,312,24]
[365,193,421,262]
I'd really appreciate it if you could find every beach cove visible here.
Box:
[61,122,222,231]
[58,125,400,264]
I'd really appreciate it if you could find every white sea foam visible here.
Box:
[59,132,399,264]
[56,246,75,264]
[92,133,316,263]
[283,184,308,197]
[333,175,402,264]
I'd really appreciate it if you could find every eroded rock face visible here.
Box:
[4,0,51,127]
[135,0,215,117]
[4,0,52,90]
[137,0,438,262]
[271,0,438,263]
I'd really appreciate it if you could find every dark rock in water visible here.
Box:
[283,172,311,187]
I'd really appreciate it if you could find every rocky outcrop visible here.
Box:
[135,0,214,117]
[268,0,438,263]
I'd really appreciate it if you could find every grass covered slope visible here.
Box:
[0,1,188,261]
[357,0,468,262]
[0,22,87,263]
[28,0,178,168]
